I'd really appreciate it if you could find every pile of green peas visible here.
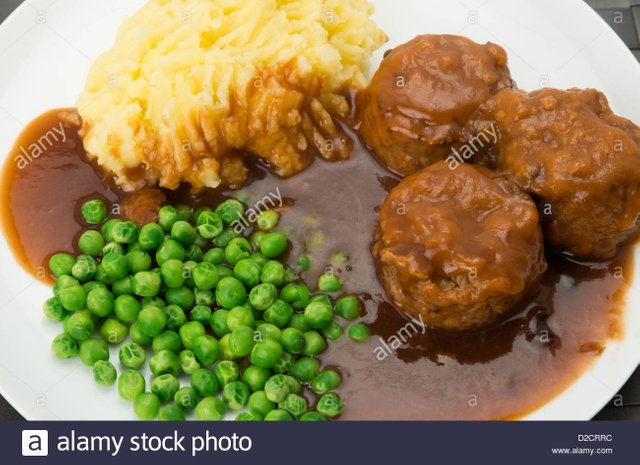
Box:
[44,197,370,421]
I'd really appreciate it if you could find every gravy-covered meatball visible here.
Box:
[358,34,515,175]
[468,88,640,259]
[373,161,546,331]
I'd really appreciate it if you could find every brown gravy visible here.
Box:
[1,109,634,419]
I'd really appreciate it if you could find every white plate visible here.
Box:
[0,0,639,420]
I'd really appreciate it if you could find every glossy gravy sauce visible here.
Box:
[1,109,634,419]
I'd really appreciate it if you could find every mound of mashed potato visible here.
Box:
[77,0,386,191]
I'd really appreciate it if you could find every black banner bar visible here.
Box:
[4,421,639,464]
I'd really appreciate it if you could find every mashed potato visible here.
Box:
[77,0,386,191]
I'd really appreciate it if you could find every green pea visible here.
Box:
[228,325,255,357]
[195,397,226,420]
[53,275,79,298]
[152,330,182,353]
[303,330,326,356]
[192,262,219,290]
[260,260,285,286]
[112,276,133,296]
[216,265,234,279]
[71,255,97,282]
[158,206,180,232]
[82,280,105,295]
[297,254,311,272]
[317,272,343,292]
[190,305,212,324]
[79,338,109,366]
[137,306,167,337]
[132,271,162,297]
[133,392,160,420]
[42,297,68,322]
[101,252,130,279]
[138,223,164,250]
[174,387,198,411]
[236,411,262,421]
[59,285,86,311]
[264,409,293,421]
[291,356,319,382]
[250,338,283,369]
[321,320,344,340]
[149,350,180,377]
[171,220,196,247]
[249,252,268,267]
[289,314,311,333]
[119,342,146,369]
[299,411,326,421]
[125,250,151,274]
[223,381,250,410]
[248,391,275,417]
[233,259,262,288]
[179,350,201,375]
[142,296,165,309]
[334,295,360,320]
[111,221,138,244]
[249,283,277,311]
[215,360,240,386]
[163,304,187,330]
[194,289,215,307]
[114,295,140,323]
[242,365,271,392]
[156,240,186,265]
[86,287,114,317]
[78,230,105,257]
[203,247,225,265]
[93,360,117,386]
[100,318,127,344]
[263,300,293,328]
[210,309,230,337]
[264,374,290,403]
[280,284,310,309]
[80,199,107,224]
[158,404,186,421]
[250,231,265,249]
[176,204,192,221]
[311,369,342,395]
[280,327,305,354]
[101,218,122,242]
[196,211,223,239]
[151,374,180,402]
[102,241,125,256]
[272,351,295,374]
[193,335,223,365]
[224,237,252,265]
[254,323,281,343]
[129,322,152,346]
[259,232,288,258]
[179,321,205,349]
[348,323,370,342]
[256,210,279,231]
[185,244,203,262]
[213,229,238,248]
[316,392,343,418]
[67,311,95,341]
[165,286,194,310]
[215,199,245,225]
[279,393,308,418]
[215,277,247,309]
[226,306,254,331]
[51,332,79,359]
[304,300,334,329]
[191,368,220,397]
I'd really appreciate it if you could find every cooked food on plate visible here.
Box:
[466,87,640,259]
[373,161,546,331]
[358,34,514,175]
[1,0,638,421]
[77,0,387,191]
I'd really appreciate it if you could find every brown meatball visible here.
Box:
[467,88,640,259]
[358,34,515,175]
[373,161,546,331]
